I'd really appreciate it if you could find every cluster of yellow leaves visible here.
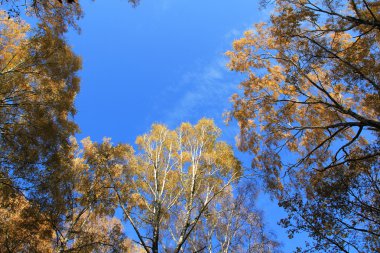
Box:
[72,136,135,216]
[0,189,53,253]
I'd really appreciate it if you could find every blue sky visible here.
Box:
[68,0,305,251]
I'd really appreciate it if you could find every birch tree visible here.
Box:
[78,119,242,252]
[112,119,242,252]
[75,119,281,252]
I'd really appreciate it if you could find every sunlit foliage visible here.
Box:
[0,6,81,223]
[227,0,380,251]
[76,119,279,253]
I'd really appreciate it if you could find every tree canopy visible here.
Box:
[1,0,379,252]
[75,119,279,252]
[227,0,380,251]
[0,5,81,230]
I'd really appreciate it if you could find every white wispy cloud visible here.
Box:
[156,26,251,142]
[161,57,235,125]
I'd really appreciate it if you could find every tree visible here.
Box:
[226,0,380,252]
[0,10,85,252]
[0,1,142,251]
[0,133,136,252]
[0,1,141,252]
[48,137,136,252]
[77,119,279,252]
[79,119,242,252]
[0,9,81,213]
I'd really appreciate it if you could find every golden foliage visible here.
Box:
[75,119,245,253]
[227,0,380,251]
[0,189,53,253]
[0,9,80,212]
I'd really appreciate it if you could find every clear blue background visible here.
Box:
[68,0,306,251]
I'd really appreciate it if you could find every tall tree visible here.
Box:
[80,119,242,253]
[0,1,139,252]
[0,9,81,212]
[226,0,380,252]
[0,10,85,252]
[77,119,280,252]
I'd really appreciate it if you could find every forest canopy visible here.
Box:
[227,0,380,252]
[0,0,379,252]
